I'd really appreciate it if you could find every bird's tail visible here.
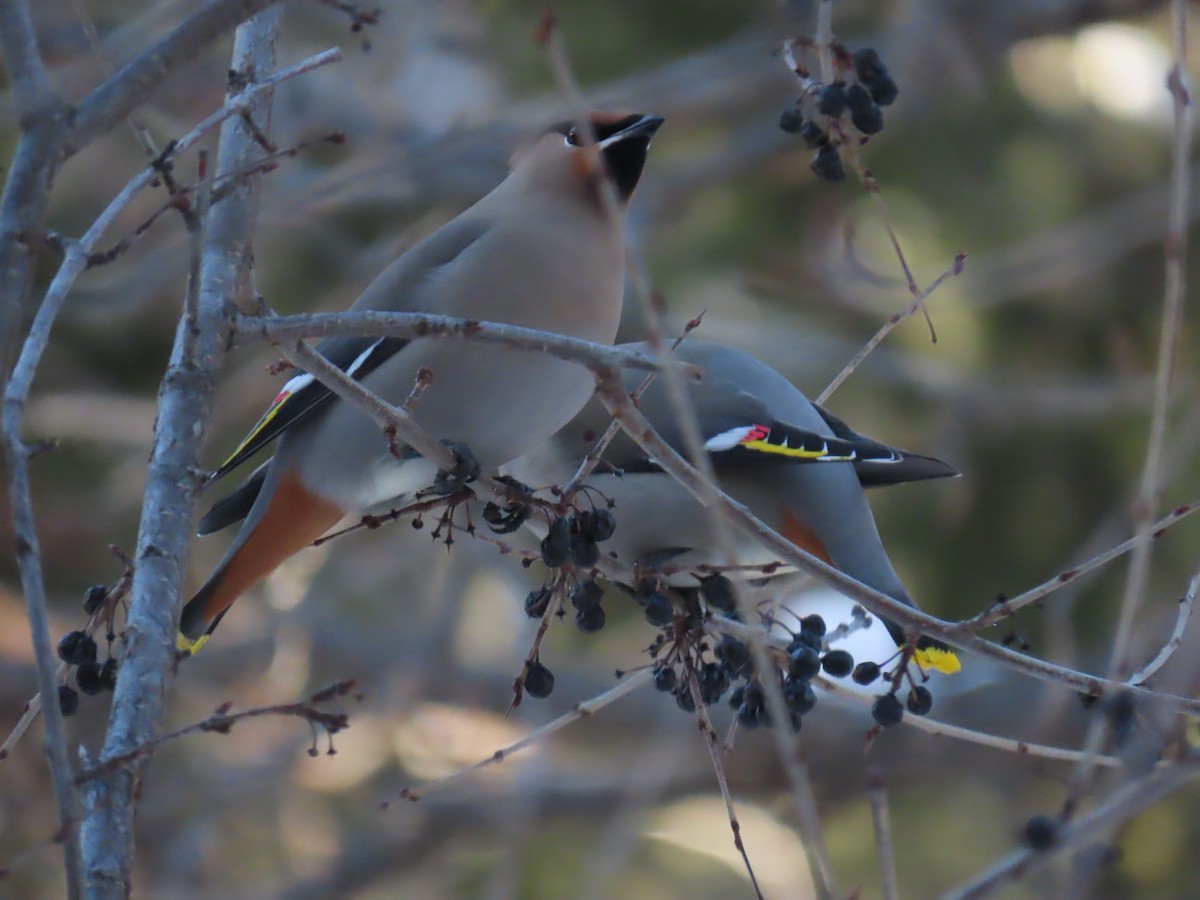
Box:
[179,470,344,653]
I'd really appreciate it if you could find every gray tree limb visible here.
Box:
[78,9,283,895]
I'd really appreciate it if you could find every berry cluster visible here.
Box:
[649,609,866,731]
[55,584,121,716]
[850,657,934,726]
[538,508,617,571]
[780,45,900,182]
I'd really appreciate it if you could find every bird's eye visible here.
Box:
[565,127,579,147]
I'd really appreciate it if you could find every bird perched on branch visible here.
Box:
[505,340,961,673]
[179,112,665,652]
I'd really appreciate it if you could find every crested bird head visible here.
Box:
[513,111,665,206]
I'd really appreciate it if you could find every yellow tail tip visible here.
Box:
[176,632,209,655]
[915,645,962,675]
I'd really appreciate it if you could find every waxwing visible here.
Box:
[504,339,961,673]
[179,113,665,650]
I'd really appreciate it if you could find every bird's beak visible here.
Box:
[598,114,665,149]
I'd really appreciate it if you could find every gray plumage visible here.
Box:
[181,113,664,646]
[505,340,959,665]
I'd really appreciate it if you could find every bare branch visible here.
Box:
[943,761,1200,900]
[236,311,685,379]
[387,669,653,806]
[0,0,52,116]
[818,252,966,404]
[78,11,284,894]
[1129,567,1200,686]
[75,681,358,785]
[866,769,899,900]
[968,499,1200,630]
[62,0,286,159]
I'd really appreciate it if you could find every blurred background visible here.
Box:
[3,0,1200,896]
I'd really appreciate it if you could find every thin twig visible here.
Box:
[1062,0,1193,830]
[385,668,653,807]
[968,499,1200,630]
[867,768,900,900]
[814,1,835,85]
[552,24,835,888]
[687,672,764,900]
[560,314,706,499]
[75,681,358,785]
[812,673,1123,768]
[818,252,966,404]
[1111,0,1193,683]
[237,311,692,379]
[62,0,290,158]
[1128,567,1200,686]
[942,761,1200,900]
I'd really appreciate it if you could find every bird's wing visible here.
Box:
[812,402,959,487]
[206,218,491,485]
[207,335,408,484]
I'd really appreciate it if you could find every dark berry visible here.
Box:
[737,703,760,729]
[800,614,827,638]
[575,605,605,633]
[852,661,881,685]
[77,662,104,696]
[779,107,805,134]
[789,630,823,654]
[906,685,933,716]
[523,661,555,698]
[817,83,847,117]
[1022,815,1059,851]
[853,47,887,83]
[58,685,79,717]
[98,659,119,692]
[715,635,750,677]
[756,706,774,729]
[699,663,730,704]
[570,580,603,611]
[57,630,86,664]
[643,592,674,627]
[851,104,884,135]
[674,688,696,713]
[785,679,817,716]
[700,575,736,613]
[569,531,599,569]
[821,649,855,678]
[83,585,107,615]
[869,74,899,106]
[788,646,821,682]
[799,120,829,149]
[524,587,552,618]
[872,693,904,727]
[654,666,677,693]
[540,517,572,567]
[811,145,845,182]
[728,685,745,709]
[578,508,616,543]
[744,680,765,707]
[57,631,97,666]
[846,84,874,113]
